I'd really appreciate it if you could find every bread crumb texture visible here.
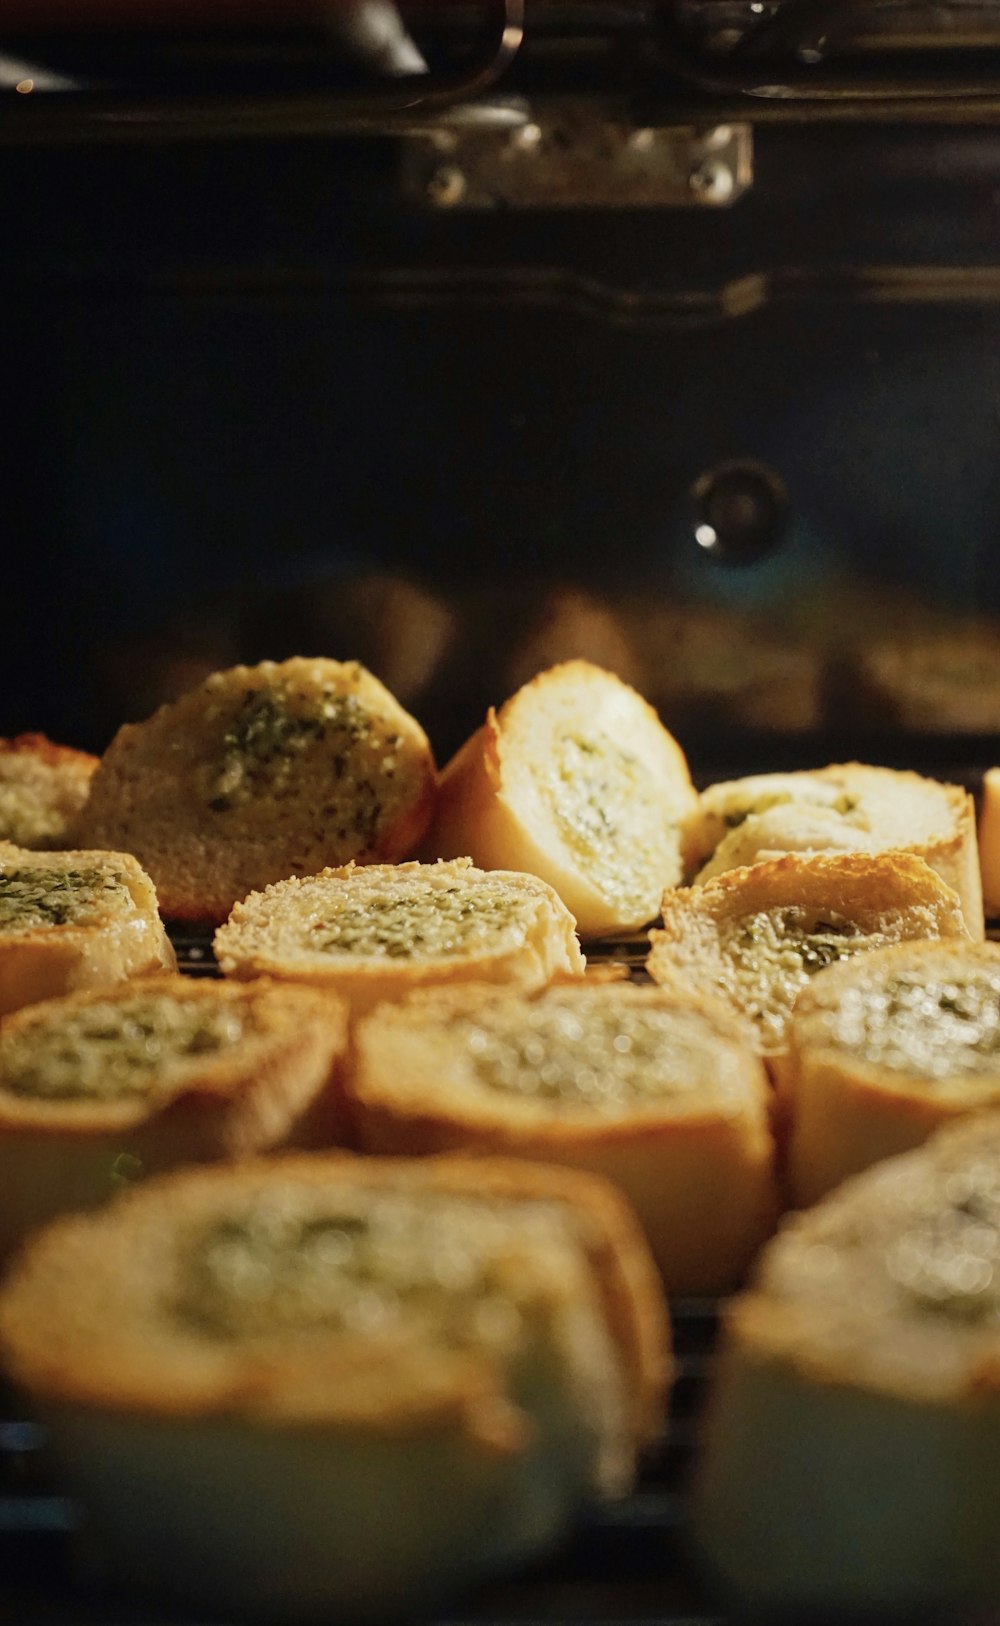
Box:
[76,659,437,924]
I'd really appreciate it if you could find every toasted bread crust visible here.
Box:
[76,659,438,925]
[0,846,176,1016]
[425,661,697,937]
[0,976,350,1258]
[685,763,982,940]
[648,851,970,1059]
[0,734,99,850]
[350,981,777,1294]
[214,858,585,1017]
[784,939,1000,1206]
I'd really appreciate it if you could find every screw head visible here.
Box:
[689,161,735,203]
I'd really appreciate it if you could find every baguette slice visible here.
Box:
[647,851,969,1062]
[0,975,350,1259]
[784,939,1000,1206]
[214,858,585,1017]
[978,765,1000,917]
[424,660,697,938]
[685,763,983,940]
[76,657,437,925]
[351,981,777,1294]
[0,1152,669,1621]
[0,735,99,850]
[694,1114,1000,1613]
[0,845,176,1016]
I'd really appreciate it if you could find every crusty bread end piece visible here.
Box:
[424,661,697,938]
[76,658,437,925]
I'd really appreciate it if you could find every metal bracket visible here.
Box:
[402,108,753,210]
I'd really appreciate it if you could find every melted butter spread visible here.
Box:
[547,731,680,911]
[1,995,251,1100]
[717,907,873,1047]
[206,676,403,850]
[0,866,131,933]
[458,991,736,1113]
[307,882,534,960]
[175,1191,567,1347]
[826,972,1000,1079]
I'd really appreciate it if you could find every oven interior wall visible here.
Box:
[3,123,1000,773]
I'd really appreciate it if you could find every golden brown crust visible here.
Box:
[648,851,970,1060]
[214,858,585,1018]
[0,735,99,850]
[424,660,697,938]
[349,982,777,1294]
[0,976,351,1259]
[784,940,1000,1206]
[683,763,983,940]
[0,1151,669,1449]
[76,658,438,925]
[0,846,176,1017]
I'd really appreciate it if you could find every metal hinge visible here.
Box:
[402,107,753,210]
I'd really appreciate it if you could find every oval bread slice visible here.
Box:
[784,939,1000,1206]
[0,845,176,1016]
[0,975,350,1259]
[647,851,969,1062]
[684,763,982,940]
[424,660,698,938]
[0,735,99,850]
[76,658,437,925]
[0,1152,669,1621]
[214,858,585,1017]
[693,1114,1000,1613]
[350,980,777,1294]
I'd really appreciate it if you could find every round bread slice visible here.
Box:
[0,1152,669,1622]
[684,763,982,940]
[0,734,99,850]
[647,851,969,1064]
[424,660,697,938]
[214,858,585,1017]
[0,975,350,1259]
[784,939,1000,1207]
[350,981,777,1294]
[0,845,176,1016]
[693,1114,1000,1613]
[75,658,437,925]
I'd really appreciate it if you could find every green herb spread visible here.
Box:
[1,995,251,1100]
[313,884,529,959]
[0,866,131,933]
[830,972,1000,1080]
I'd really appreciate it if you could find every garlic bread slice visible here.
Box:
[0,734,98,850]
[0,845,175,1016]
[425,660,697,938]
[0,1152,668,1622]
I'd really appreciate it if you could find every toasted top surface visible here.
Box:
[493,661,697,925]
[790,940,1000,1100]
[215,859,583,975]
[77,659,437,922]
[0,1153,668,1444]
[355,982,765,1125]
[649,852,969,1054]
[688,763,966,882]
[0,846,158,937]
[0,975,346,1120]
[733,1114,1000,1401]
[0,736,99,851]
